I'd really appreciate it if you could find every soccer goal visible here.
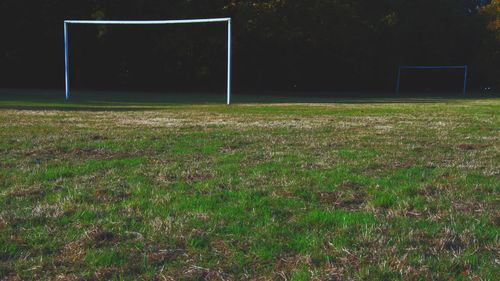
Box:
[64,18,232,104]
[396,65,468,95]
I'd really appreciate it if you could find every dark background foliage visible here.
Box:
[0,0,498,94]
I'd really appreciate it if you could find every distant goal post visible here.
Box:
[64,18,232,104]
[396,65,468,95]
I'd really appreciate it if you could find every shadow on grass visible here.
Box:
[0,89,497,111]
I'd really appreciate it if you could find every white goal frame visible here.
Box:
[64,18,232,104]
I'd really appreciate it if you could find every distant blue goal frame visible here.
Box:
[396,65,468,95]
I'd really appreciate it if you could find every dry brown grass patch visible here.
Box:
[181,169,214,183]
[433,228,476,254]
[147,249,181,265]
[9,186,44,198]
[89,134,107,141]
[94,266,122,280]
[60,226,121,263]
[318,191,367,210]
[54,273,85,281]
[94,188,131,203]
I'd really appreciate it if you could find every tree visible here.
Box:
[0,0,497,92]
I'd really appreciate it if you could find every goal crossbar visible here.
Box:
[396,65,468,95]
[64,18,232,104]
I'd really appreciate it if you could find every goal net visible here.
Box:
[64,18,232,104]
[396,65,468,95]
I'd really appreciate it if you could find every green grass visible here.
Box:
[0,92,499,280]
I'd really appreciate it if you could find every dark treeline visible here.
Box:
[0,0,498,94]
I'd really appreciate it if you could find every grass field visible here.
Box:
[0,92,499,280]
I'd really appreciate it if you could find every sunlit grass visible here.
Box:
[0,95,498,280]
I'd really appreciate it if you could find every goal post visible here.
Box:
[396,65,468,95]
[64,18,232,104]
